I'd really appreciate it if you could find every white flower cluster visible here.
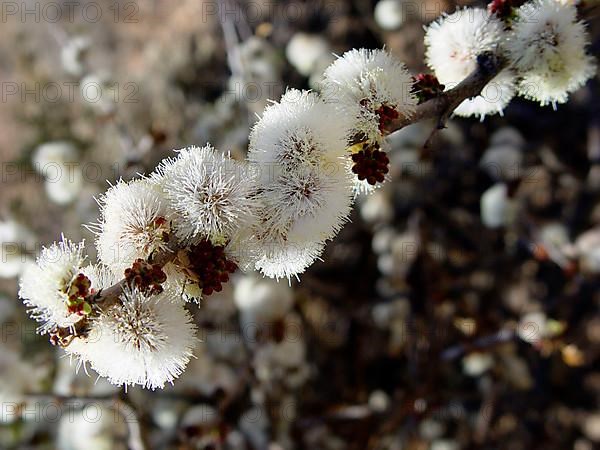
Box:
[17,3,597,388]
[424,0,596,117]
[505,0,596,107]
[68,285,196,390]
[19,237,88,334]
[425,8,516,119]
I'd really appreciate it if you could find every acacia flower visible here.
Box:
[67,285,197,390]
[425,7,516,120]
[321,48,417,142]
[154,145,258,245]
[505,0,596,107]
[248,90,353,279]
[18,237,89,334]
[92,178,171,274]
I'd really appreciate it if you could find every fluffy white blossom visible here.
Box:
[154,145,257,245]
[261,164,353,241]
[425,8,516,119]
[251,238,326,281]
[68,286,197,390]
[248,89,353,279]
[286,33,332,78]
[18,237,87,333]
[250,89,351,170]
[322,48,417,141]
[506,0,596,107]
[92,178,170,274]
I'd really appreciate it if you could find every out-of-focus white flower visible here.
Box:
[44,164,83,205]
[322,48,417,142]
[33,141,78,171]
[506,0,596,107]
[480,144,523,181]
[425,8,516,119]
[60,35,90,77]
[419,418,446,440]
[481,183,512,228]
[154,145,257,245]
[536,222,572,267]
[33,141,83,205]
[431,439,460,450]
[284,33,335,89]
[372,298,411,329]
[18,237,87,334]
[286,33,332,77]
[374,0,407,30]
[68,285,196,390]
[358,188,394,223]
[234,274,294,323]
[573,228,600,273]
[462,352,494,376]
[0,219,35,278]
[581,413,600,443]
[92,178,170,273]
[369,390,391,413]
[57,404,128,450]
[490,126,526,148]
[248,89,353,279]
[80,72,116,114]
[517,311,548,343]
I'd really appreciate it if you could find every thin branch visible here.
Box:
[54,52,506,342]
[52,0,600,342]
[386,52,505,137]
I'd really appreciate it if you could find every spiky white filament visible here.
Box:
[425,7,516,119]
[67,286,197,390]
[18,237,87,334]
[321,48,417,141]
[506,0,596,107]
[93,179,169,274]
[155,145,258,245]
